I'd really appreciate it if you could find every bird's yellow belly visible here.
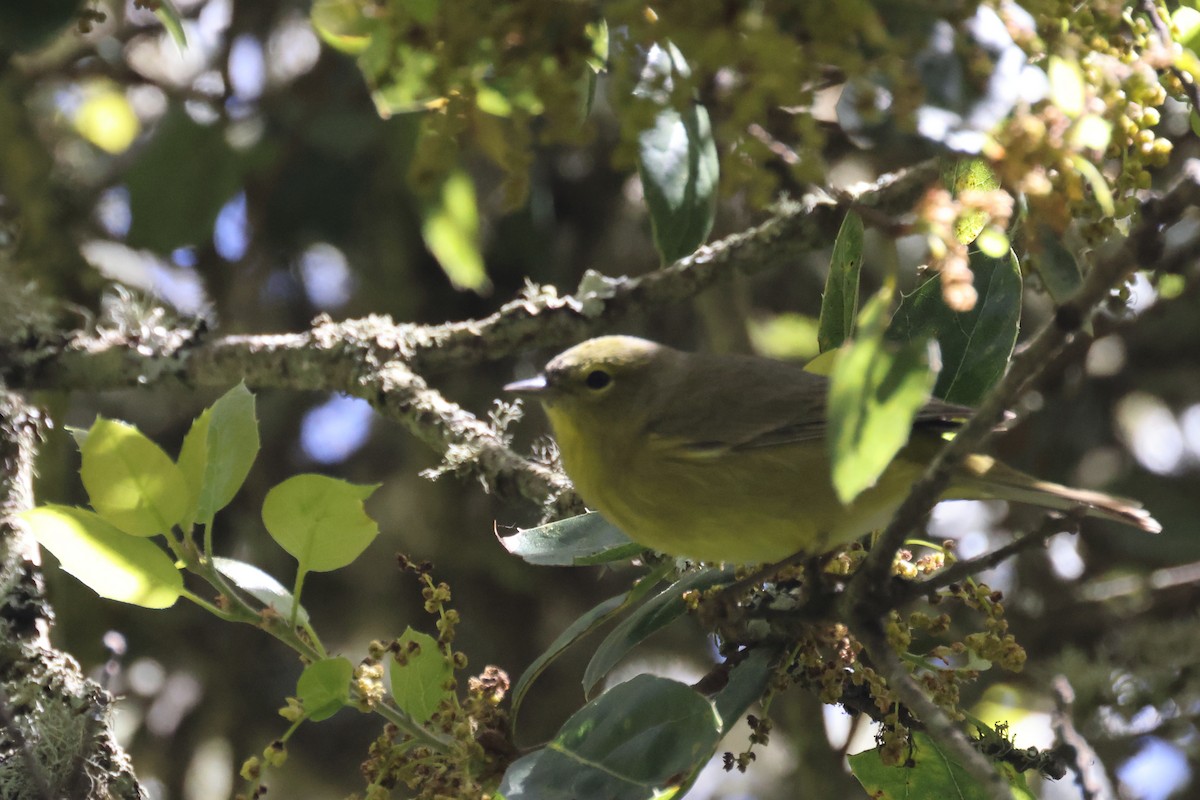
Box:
[577,439,928,564]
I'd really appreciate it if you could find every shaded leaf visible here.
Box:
[828,287,939,504]
[511,563,672,739]
[22,505,182,609]
[500,511,643,566]
[497,675,722,800]
[888,249,1021,405]
[81,417,189,536]
[818,212,864,353]
[637,43,718,263]
[584,567,734,696]
[389,627,453,725]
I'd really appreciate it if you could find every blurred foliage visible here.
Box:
[0,0,1198,798]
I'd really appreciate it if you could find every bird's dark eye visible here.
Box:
[585,369,612,390]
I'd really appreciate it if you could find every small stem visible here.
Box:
[290,569,307,630]
[374,700,454,750]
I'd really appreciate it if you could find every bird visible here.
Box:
[505,335,1160,565]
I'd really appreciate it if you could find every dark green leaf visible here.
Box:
[297,657,353,722]
[829,286,939,504]
[849,731,1035,800]
[637,43,718,263]
[22,505,182,609]
[511,562,672,740]
[818,212,864,352]
[712,646,780,734]
[1027,223,1081,304]
[888,249,1021,405]
[497,675,722,800]
[500,512,643,566]
[583,567,734,696]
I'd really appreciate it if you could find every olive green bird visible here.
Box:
[505,336,1159,565]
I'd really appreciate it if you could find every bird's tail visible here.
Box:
[952,454,1161,533]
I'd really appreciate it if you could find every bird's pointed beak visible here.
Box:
[504,374,549,395]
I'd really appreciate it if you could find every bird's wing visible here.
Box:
[645,355,973,457]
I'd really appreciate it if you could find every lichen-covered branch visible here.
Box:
[0,392,144,799]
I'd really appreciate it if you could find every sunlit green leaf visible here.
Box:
[297,657,353,722]
[310,0,378,55]
[22,505,182,609]
[943,158,1000,244]
[81,417,189,536]
[828,286,939,504]
[178,383,259,527]
[389,627,453,725]
[262,475,380,573]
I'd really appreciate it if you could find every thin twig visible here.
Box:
[1052,676,1117,800]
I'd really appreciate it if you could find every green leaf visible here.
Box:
[637,42,719,263]
[262,475,380,573]
[212,556,309,624]
[500,512,643,566]
[747,313,820,362]
[297,657,353,722]
[22,505,182,608]
[154,0,187,48]
[850,731,1035,800]
[712,647,780,734]
[497,675,722,800]
[943,158,1000,245]
[511,563,672,740]
[1026,223,1081,303]
[421,169,490,293]
[829,286,939,504]
[818,212,864,353]
[178,383,260,527]
[310,0,379,55]
[888,249,1021,405]
[583,567,734,697]
[80,417,189,536]
[389,627,453,725]
[1047,56,1085,118]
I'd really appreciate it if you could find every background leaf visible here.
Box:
[818,212,864,352]
[888,249,1021,405]
[637,43,719,263]
[213,556,309,624]
[420,169,490,293]
[22,505,182,609]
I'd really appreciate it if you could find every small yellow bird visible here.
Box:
[506,335,1160,564]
